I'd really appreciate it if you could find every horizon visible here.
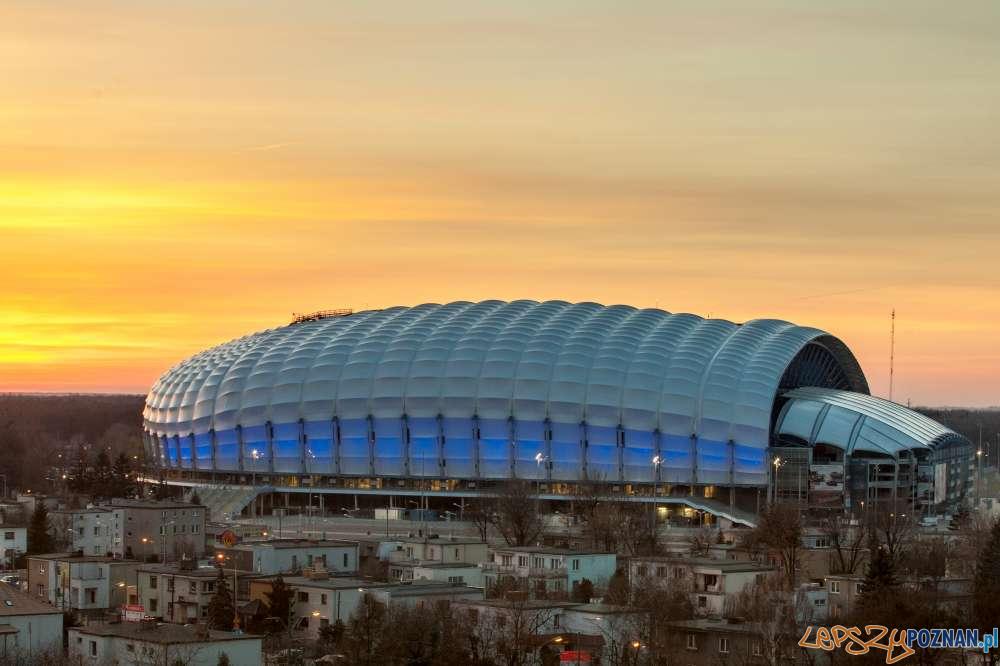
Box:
[3,2,999,405]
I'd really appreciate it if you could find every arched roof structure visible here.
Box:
[775,387,971,456]
[144,300,868,447]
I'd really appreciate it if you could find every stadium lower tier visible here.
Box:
[145,416,768,486]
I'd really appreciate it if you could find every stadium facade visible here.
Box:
[143,301,973,523]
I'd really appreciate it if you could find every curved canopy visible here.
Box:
[144,301,867,451]
[776,387,970,456]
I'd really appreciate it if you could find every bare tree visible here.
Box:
[492,481,544,547]
[865,508,913,564]
[687,526,716,557]
[823,514,866,574]
[615,503,658,556]
[751,503,802,586]
[466,495,494,544]
[724,573,804,666]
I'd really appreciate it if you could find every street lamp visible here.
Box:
[651,455,663,527]
[534,452,548,496]
[771,456,784,503]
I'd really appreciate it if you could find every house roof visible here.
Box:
[493,546,614,557]
[71,622,261,644]
[265,576,389,591]
[0,584,62,617]
[28,553,138,564]
[223,539,357,551]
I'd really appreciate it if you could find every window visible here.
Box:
[855,583,863,594]
[719,638,729,654]
[126,644,135,653]
[298,591,309,602]
[149,598,158,613]
[703,574,718,588]
[447,576,464,583]
[656,566,667,578]
[815,537,830,548]
[86,588,96,604]
[752,641,762,656]
[829,581,840,594]
[343,553,348,568]
[533,557,544,568]
[518,556,528,567]
[697,596,707,608]
[192,524,200,534]
[3,532,12,540]
[686,634,697,651]
[637,566,648,578]
[189,582,197,595]
[572,559,580,571]
[149,576,158,590]
[554,615,560,629]
[89,640,97,657]
[93,527,99,536]
[501,555,513,567]
[321,594,327,605]
[455,548,459,559]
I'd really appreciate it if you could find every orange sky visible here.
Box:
[2,2,999,406]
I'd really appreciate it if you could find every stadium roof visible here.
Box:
[776,387,970,455]
[144,300,868,450]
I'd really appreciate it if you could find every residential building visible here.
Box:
[0,525,26,569]
[68,622,263,666]
[388,536,489,565]
[628,556,775,617]
[366,580,484,609]
[213,539,358,575]
[667,619,774,665]
[108,499,207,561]
[26,553,141,617]
[249,575,391,637]
[825,573,971,621]
[389,561,483,588]
[65,507,115,556]
[137,560,265,624]
[483,547,616,599]
[0,583,63,660]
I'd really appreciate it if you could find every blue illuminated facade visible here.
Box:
[143,300,870,487]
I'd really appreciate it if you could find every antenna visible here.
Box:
[889,308,895,402]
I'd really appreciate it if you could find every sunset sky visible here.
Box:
[2,1,999,406]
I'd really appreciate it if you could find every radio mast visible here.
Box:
[889,308,895,402]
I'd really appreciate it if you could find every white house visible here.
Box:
[69,622,263,666]
[0,583,63,661]
[251,575,391,637]
[483,547,616,598]
[27,554,141,617]
[628,556,775,617]
[0,526,26,570]
[389,561,484,588]
[214,539,358,575]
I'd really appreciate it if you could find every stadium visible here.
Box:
[143,301,973,526]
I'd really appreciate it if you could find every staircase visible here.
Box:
[184,485,270,522]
